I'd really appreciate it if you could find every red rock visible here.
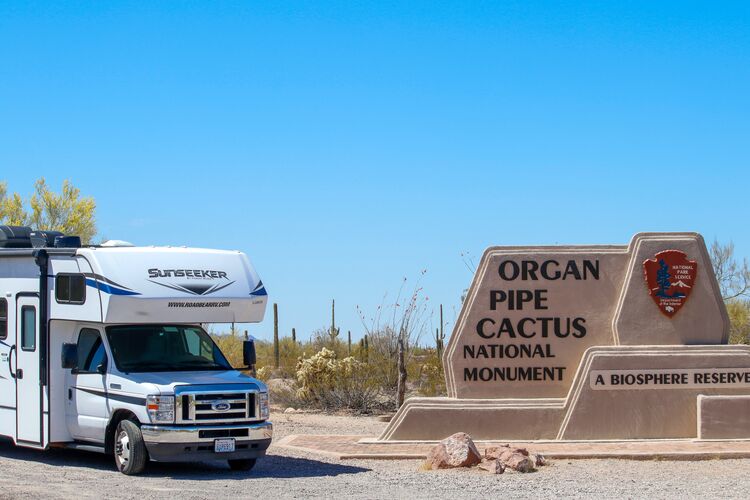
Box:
[485,445,517,462]
[478,458,505,474]
[505,454,535,473]
[424,432,482,469]
[484,445,538,472]
[484,445,510,459]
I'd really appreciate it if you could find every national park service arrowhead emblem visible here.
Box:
[643,250,697,318]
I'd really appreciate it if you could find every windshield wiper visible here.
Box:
[119,360,231,372]
[173,360,231,370]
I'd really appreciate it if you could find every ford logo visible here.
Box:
[211,401,231,412]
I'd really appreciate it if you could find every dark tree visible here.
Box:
[656,259,671,297]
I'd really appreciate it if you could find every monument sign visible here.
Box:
[379,233,750,442]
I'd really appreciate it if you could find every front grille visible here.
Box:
[195,402,245,410]
[175,386,260,424]
[199,428,250,438]
[196,411,247,420]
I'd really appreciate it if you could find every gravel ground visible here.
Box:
[0,412,748,499]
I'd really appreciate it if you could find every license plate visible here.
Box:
[214,438,236,453]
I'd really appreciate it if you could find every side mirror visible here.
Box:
[96,358,108,374]
[61,343,77,370]
[243,339,256,367]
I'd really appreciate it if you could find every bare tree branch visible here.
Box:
[710,239,750,300]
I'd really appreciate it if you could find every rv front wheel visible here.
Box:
[114,419,148,475]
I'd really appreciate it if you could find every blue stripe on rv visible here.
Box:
[86,278,141,296]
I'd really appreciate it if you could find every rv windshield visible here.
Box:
[105,325,233,373]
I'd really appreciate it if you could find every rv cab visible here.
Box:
[0,226,271,475]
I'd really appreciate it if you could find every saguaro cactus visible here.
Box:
[347,330,352,356]
[292,327,297,343]
[329,299,340,341]
[363,334,369,363]
[435,304,445,358]
[273,303,279,369]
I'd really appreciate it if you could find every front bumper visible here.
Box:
[141,421,272,462]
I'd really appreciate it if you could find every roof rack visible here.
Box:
[0,226,81,249]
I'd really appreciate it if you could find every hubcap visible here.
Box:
[115,429,130,467]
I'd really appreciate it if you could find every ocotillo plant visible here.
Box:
[273,303,279,369]
[329,299,340,341]
[347,330,352,356]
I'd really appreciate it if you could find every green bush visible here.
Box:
[413,351,446,397]
[212,332,245,368]
[211,333,302,377]
[292,348,384,412]
[255,366,272,382]
[309,328,349,358]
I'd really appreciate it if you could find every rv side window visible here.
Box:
[0,299,7,340]
[76,329,106,373]
[21,306,35,351]
[56,274,86,304]
[184,328,213,358]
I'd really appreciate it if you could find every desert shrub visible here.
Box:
[255,365,272,382]
[211,332,303,377]
[414,350,446,397]
[253,339,276,368]
[268,383,300,409]
[309,328,348,358]
[357,273,431,406]
[275,337,304,377]
[364,327,400,390]
[727,299,750,344]
[211,331,245,368]
[291,348,386,413]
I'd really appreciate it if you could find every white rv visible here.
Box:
[0,226,271,475]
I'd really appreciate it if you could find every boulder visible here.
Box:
[478,458,505,474]
[485,445,528,459]
[504,454,535,473]
[424,432,482,470]
[283,407,297,414]
[484,445,540,473]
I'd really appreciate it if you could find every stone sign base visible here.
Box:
[698,395,750,440]
[378,345,750,442]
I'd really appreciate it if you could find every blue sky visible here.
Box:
[2,2,749,343]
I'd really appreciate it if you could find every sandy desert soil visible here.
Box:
[0,412,748,499]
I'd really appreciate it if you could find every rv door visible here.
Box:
[15,295,43,447]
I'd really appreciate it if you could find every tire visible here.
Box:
[228,458,257,471]
[114,419,148,475]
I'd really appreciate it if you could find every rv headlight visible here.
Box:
[146,395,175,423]
[259,392,270,420]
